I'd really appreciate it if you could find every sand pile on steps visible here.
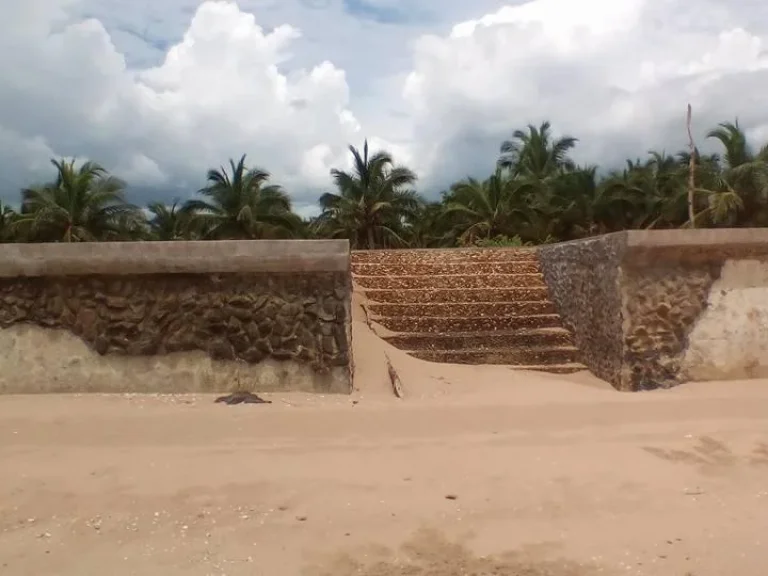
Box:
[349,291,612,400]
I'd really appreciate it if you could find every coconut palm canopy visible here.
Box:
[15,159,139,242]
[3,121,768,246]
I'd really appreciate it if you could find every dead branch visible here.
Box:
[384,353,403,399]
[686,104,696,228]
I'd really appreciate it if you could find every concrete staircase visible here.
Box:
[352,248,586,374]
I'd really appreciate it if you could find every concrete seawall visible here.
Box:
[0,240,353,394]
[539,229,768,390]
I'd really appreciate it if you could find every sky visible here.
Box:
[3,0,768,216]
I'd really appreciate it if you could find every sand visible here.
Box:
[1,302,768,575]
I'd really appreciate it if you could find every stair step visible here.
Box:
[368,301,555,318]
[374,314,564,333]
[354,274,546,290]
[508,363,588,374]
[362,287,550,304]
[409,346,581,365]
[351,248,538,264]
[385,328,575,350]
[352,249,587,371]
[353,261,540,276]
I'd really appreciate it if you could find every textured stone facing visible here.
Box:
[0,272,352,393]
[539,234,626,386]
[620,262,719,390]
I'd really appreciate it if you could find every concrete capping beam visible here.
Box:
[539,229,768,265]
[623,229,768,263]
[625,228,768,248]
[0,240,351,277]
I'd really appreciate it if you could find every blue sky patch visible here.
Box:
[342,0,419,24]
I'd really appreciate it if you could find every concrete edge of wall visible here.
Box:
[625,228,768,248]
[0,240,351,277]
[624,229,768,263]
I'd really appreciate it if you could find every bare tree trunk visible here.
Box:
[686,104,696,228]
[367,227,375,250]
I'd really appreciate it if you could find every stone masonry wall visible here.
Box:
[0,273,349,366]
[540,229,768,391]
[0,240,352,394]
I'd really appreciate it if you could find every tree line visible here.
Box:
[1,119,767,248]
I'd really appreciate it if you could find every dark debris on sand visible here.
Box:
[214,391,272,405]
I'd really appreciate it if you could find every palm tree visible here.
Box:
[183,155,300,239]
[496,121,581,231]
[638,151,688,229]
[703,120,768,226]
[541,165,615,239]
[403,200,450,248]
[442,168,533,245]
[594,151,704,231]
[498,121,578,178]
[0,201,17,242]
[316,140,419,249]
[112,211,150,241]
[596,160,659,230]
[147,199,190,240]
[15,159,138,242]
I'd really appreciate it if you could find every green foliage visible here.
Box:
[3,117,768,246]
[473,235,529,247]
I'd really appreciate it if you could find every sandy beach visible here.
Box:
[1,318,767,575]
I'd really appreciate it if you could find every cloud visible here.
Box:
[2,0,768,211]
[395,0,768,191]
[0,0,361,209]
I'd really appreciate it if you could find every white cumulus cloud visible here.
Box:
[396,0,768,191]
[0,0,360,209]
